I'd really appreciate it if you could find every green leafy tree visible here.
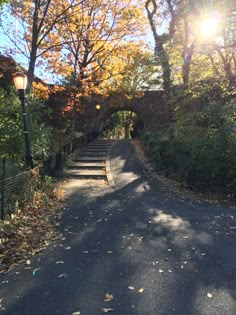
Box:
[103,111,138,139]
[0,87,53,173]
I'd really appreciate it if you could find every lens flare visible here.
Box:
[200,15,220,38]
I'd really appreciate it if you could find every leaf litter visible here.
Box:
[58,273,67,278]
[102,308,114,313]
[0,184,64,273]
[128,286,135,291]
[104,293,113,302]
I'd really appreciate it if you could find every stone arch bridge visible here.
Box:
[84,91,168,133]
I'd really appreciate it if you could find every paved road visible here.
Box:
[1,140,236,314]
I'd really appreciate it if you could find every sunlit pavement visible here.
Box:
[0,140,236,314]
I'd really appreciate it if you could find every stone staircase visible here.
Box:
[64,139,114,183]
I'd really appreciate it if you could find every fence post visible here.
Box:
[1,156,6,220]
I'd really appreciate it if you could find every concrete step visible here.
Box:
[82,147,110,151]
[66,166,105,171]
[95,140,113,143]
[64,169,106,177]
[63,139,114,181]
[85,144,111,149]
[79,151,106,156]
[91,144,112,147]
[71,157,106,162]
[66,161,105,168]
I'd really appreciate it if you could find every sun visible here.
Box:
[200,15,220,38]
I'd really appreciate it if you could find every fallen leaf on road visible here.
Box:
[207,293,213,298]
[128,286,135,291]
[83,251,89,254]
[72,312,81,315]
[107,251,112,254]
[138,288,144,293]
[32,268,41,275]
[159,269,164,273]
[26,260,31,265]
[58,273,67,278]
[56,261,64,264]
[104,293,113,302]
[102,307,114,313]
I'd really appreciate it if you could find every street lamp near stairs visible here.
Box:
[13,72,33,169]
[94,104,101,139]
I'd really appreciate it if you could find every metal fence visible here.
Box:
[0,166,39,220]
[42,135,87,175]
[0,135,88,220]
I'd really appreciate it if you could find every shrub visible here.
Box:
[142,85,236,193]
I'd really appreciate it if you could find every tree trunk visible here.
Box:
[182,19,196,89]
[28,49,37,90]
[27,0,40,89]
[157,44,172,94]
[182,45,195,89]
[124,124,130,139]
[145,0,172,95]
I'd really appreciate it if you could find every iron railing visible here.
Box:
[0,135,88,220]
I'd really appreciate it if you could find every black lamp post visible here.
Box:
[13,72,33,169]
[94,104,101,129]
[93,104,101,139]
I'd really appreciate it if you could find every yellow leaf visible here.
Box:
[102,308,114,313]
[104,293,113,302]
[138,288,144,293]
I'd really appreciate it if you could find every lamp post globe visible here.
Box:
[96,104,101,111]
[94,104,101,139]
[95,104,101,127]
[13,72,28,90]
[13,72,33,169]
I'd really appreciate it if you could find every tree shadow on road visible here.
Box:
[1,155,236,314]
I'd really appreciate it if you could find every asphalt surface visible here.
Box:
[0,140,236,315]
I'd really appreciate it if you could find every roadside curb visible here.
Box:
[105,141,116,188]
